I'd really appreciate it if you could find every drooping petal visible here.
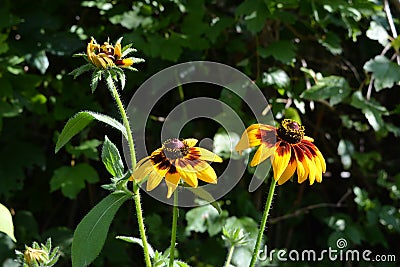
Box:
[183,138,198,148]
[192,147,223,162]
[277,156,297,185]
[314,156,323,183]
[192,160,218,184]
[293,145,309,183]
[146,170,165,191]
[272,142,291,181]
[131,159,153,182]
[250,143,276,167]
[303,136,314,142]
[176,160,198,187]
[165,172,181,198]
[315,149,326,173]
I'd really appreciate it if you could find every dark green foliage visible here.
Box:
[1,0,399,266]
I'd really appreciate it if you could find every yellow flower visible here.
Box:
[24,247,48,266]
[236,119,326,185]
[86,38,134,69]
[132,138,223,198]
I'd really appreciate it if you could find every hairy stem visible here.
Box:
[249,179,277,267]
[224,246,235,267]
[109,82,151,267]
[169,192,179,267]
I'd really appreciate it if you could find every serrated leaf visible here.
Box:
[350,91,389,131]
[364,55,400,91]
[0,203,16,242]
[102,136,124,177]
[104,71,115,92]
[121,47,137,58]
[111,67,126,90]
[301,76,351,106]
[115,236,155,258]
[55,111,127,153]
[72,192,131,267]
[91,70,102,93]
[50,163,99,199]
[69,64,93,79]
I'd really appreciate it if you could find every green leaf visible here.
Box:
[186,187,222,214]
[50,163,99,199]
[0,203,16,242]
[55,111,127,153]
[115,236,155,258]
[350,91,389,131]
[262,69,290,88]
[30,50,49,74]
[91,69,102,93]
[364,55,400,91]
[69,64,93,79]
[337,139,354,169]
[301,76,351,106]
[319,31,343,55]
[72,192,131,267]
[185,203,228,237]
[101,136,124,178]
[259,40,296,65]
[366,21,389,46]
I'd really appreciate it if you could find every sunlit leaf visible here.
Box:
[72,192,131,267]
[0,203,16,242]
[364,55,400,91]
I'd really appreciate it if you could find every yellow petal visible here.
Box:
[296,159,308,183]
[272,143,291,181]
[278,159,296,185]
[250,143,275,167]
[165,172,181,198]
[114,42,122,59]
[306,155,316,185]
[195,147,223,162]
[146,170,164,191]
[132,159,153,182]
[303,136,314,142]
[192,161,218,184]
[184,138,198,147]
[176,160,198,188]
[316,149,326,173]
[314,156,323,183]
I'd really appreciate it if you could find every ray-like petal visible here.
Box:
[192,161,217,184]
[184,138,198,147]
[165,172,181,198]
[194,147,223,162]
[315,149,326,173]
[303,136,314,142]
[176,160,198,187]
[250,143,276,167]
[314,156,323,183]
[132,159,153,182]
[277,158,296,185]
[114,42,122,59]
[293,146,308,183]
[146,170,165,191]
[272,142,291,181]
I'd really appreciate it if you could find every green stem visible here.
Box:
[109,82,151,267]
[224,246,235,267]
[249,179,277,267]
[169,192,179,267]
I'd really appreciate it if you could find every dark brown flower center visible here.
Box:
[162,138,189,160]
[277,119,305,144]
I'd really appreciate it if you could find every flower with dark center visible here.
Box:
[132,138,223,198]
[235,119,326,185]
[86,38,134,69]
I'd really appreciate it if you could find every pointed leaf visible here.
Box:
[91,70,102,93]
[55,111,127,153]
[187,187,222,214]
[69,64,93,79]
[72,192,131,267]
[115,236,155,258]
[0,203,16,242]
[102,136,124,177]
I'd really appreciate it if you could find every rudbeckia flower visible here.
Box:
[86,38,134,69]
[236,119,326,185]
[132,138,223,198]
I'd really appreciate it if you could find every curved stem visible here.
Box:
[108,81,151,267]
[224,246,235,267]
[249,179,277,267]
[169,192,179,267]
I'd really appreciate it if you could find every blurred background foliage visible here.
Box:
[0,0,399,266]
